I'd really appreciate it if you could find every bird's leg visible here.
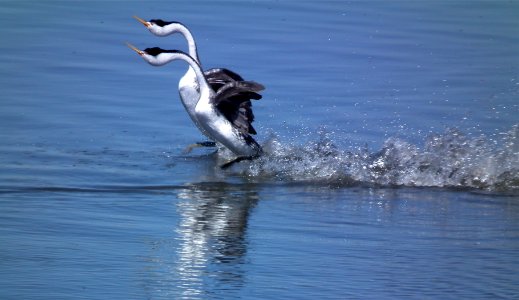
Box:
[198,141,217,147]
[184,141,217,153]
[219,154,261,169]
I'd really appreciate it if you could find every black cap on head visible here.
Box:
[143,47,184,57]
[149,19,176,27]
[143,47,165,56]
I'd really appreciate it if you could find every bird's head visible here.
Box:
[133,16,179,37]
[127,43,192,67]
[127,43,171,66]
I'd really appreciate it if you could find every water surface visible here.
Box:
[1,1,518,299]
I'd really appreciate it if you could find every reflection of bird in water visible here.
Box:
[174,183,258,294]
[133,16,262,153]
[127,44,264,167]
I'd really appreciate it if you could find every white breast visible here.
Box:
[178,69,211,138]
[195,96,258,157]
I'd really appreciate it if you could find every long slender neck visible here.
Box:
[160,52,209,91]
[162,23,200,64]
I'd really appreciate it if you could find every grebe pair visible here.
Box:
[128,17,263,166]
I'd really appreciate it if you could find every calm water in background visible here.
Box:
[1,1,519,299]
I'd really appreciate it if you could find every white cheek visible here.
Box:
[143,55,163,66]
[150,60,163,66]
[156,54,172,66]
[152,27,169,37]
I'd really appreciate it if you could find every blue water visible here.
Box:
[1,1,518,299]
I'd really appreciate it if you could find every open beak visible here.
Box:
[126,42,144,56]
[133,15,150,28]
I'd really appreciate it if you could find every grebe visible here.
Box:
[127,44,263,165]
[133,16,260,143]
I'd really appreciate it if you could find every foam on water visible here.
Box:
[224,125,519,192]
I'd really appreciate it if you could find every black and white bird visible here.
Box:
[133,16,260,148]
[127,44,263,165]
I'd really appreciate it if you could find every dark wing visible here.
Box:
[214,81,265,102]
[204,68,244,81]
[204,67,265,135]
[204,68,244,91]
[213,81,265,135]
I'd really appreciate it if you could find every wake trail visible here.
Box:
[226,124,519,192]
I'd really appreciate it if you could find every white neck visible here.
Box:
[161,23,200,63]
[157,51,209,92]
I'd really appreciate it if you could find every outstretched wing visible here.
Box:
[213,81,265,135]
[204,68,244,90]
[214,81,265,103]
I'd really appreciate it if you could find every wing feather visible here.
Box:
[202,68,265,135]
[213,81,265,135]
[214,81,265,104]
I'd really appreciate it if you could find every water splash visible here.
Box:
[228,125,519,192]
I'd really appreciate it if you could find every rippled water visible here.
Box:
[1,1,518,299]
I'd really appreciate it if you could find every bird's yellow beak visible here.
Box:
[126,42,144,56]
[133,15,150,28]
